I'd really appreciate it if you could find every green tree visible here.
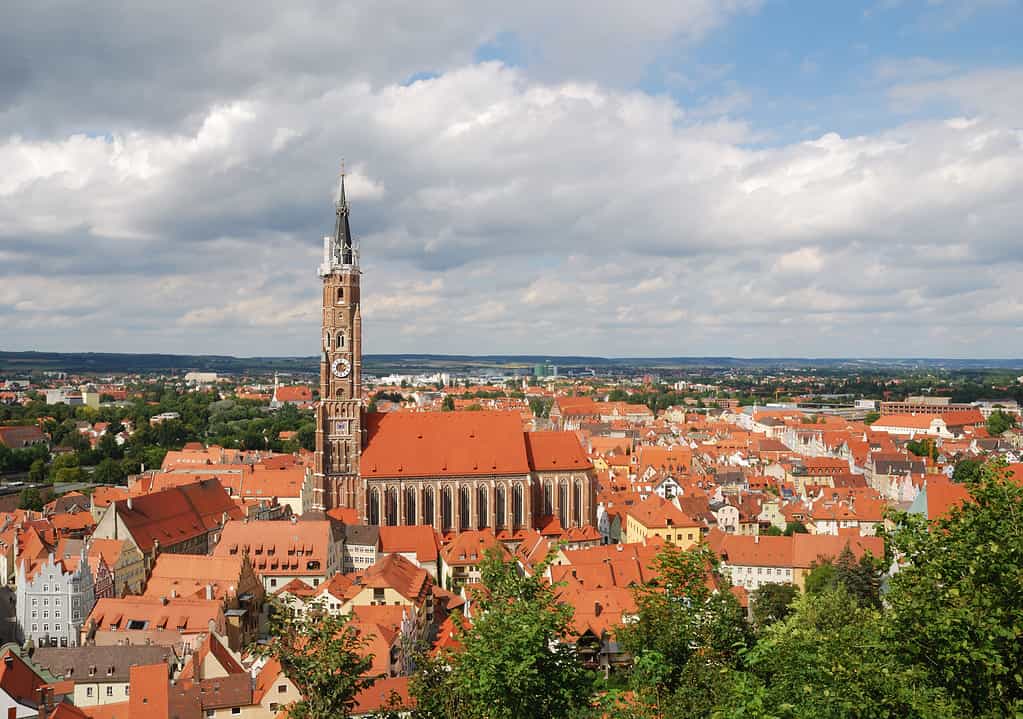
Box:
[617,543,751,709]
[803,548,881,608]
[430,548,594,719]
[441,396,455,412]
[18,486,45,511]
[28,459,47,483]
[750,583,798,628]
[93,457,127,485]
[250,600,376,719]
[884,461,1023,716]
[762,525,783,536]
[863,410,881,425]
[985,409,1017,436]
[952,458,982,484]
[529,397,554,418]
[783,521,808,536]
[296,423,316,452]
[722,589,959,719]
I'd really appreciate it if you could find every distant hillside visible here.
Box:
[1,350,1022,376]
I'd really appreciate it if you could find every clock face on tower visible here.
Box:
[331,356,352,378]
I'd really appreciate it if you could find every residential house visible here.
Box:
[342,524,380,574]
[622,495,703,547]
[142,553,264,650]
[91,479,243,571]
[83,596,225,654]
[30,645,174,707]
[16,543,97,648]
[212,518,342,592]
[716,533,885,592]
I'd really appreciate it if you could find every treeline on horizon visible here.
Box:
[3,349,1023,375]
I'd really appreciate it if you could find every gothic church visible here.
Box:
[307,172,596,534]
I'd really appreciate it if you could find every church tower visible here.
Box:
[312,168,364,515]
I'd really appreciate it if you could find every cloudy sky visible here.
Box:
[2,1,1022,358]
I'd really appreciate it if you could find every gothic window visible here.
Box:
[335,388,346,399]
[336,287,344,303]
[495,486,506,529]
[337,334,345,349]
[404,487,416,525]
[441,488,453,531]
[368,488,380,525]
[424,487,435,528]
[543,480,554,517]
[512,484,524,528]
[324,333,331,351]
[558,483,568,527]
[477,485,488,530]
[459,486,471,531]
[385,487,398,526]
[573,481,583,527]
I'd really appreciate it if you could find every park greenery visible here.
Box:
[258,461,1021,719]
[1,387,315,497]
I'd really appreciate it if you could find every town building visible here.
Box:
[30,645,174,707]
[305,173,598,533]
[91,479,243,571]
[16,546,97,648]
[212,518,342,591]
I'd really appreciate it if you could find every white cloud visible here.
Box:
[2,9,1023,357]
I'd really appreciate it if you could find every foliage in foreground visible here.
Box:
[268,462,1022,719]
[251,601,375,719]
[418,549,595,719]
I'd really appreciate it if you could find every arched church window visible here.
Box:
[543,481,554,517]
[405,487,416,525]
[441,488,453,531]
[424,487,435,528]
[459,486,470,531]
[337,334,345,348]
[512,484,523,528]
[573,481,583,527]
[385,488,398,526]
[477,485,488,530]
[368,488,380,526]
[495,486,506,529]
[558,483,568,527]
[336,287,344,303]
[336,388,345,399]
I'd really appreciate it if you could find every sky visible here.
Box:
[2,0,1022,359]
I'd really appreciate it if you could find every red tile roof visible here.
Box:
[112,479,242,553]
[378,525,441,564]
[212,519,334,578]
[524,432,592,471]
[361,412,530,478]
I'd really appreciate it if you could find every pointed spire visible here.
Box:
[333,160,355,267]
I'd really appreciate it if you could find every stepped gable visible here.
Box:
[361,411,530,478]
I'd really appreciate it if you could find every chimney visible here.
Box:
[126,496,132,510]
[205,584,213,601]
[290,515,297,524]
[36,685,51,719]
[754,535,760,544]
